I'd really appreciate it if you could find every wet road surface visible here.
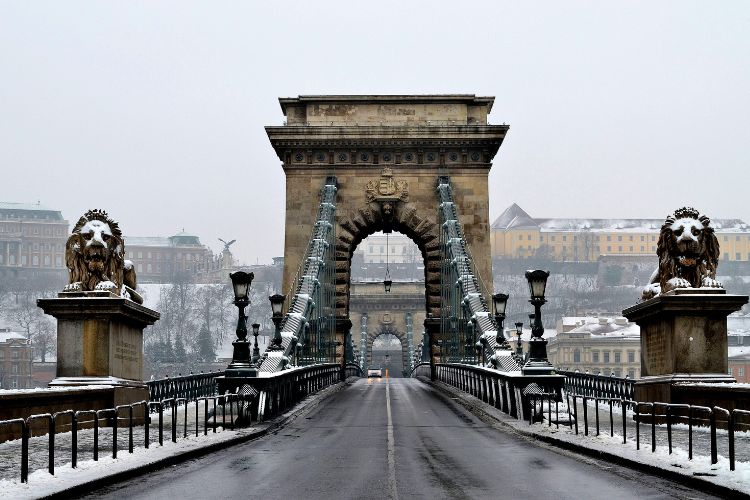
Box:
[84,378,717,499]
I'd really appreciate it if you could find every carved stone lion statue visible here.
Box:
[642,207,722,299]
[63,209,143,304]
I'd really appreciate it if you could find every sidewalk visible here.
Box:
[0,379,352,499]
[420,377,750,498]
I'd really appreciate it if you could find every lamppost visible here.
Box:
[268,293,286,351]
[514,322,524,360]
[226,271,255,376]
[492,293,509,348]
[523,270,554,375]
[250,323,261,364]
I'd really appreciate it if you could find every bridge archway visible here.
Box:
[266,95,508,363]
[369,330,406,377]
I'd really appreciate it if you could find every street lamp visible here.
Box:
[492,292,509,346]
[523,270,554,375]
[226,271,255,375]
[514,322,524,360]
[268,293,286,351]
[251,323,261,364]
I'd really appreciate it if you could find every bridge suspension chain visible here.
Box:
[437,176,520,371]
[257,176,338,372]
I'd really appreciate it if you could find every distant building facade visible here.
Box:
[0,329,33,389]
[728,328,750,383]
[125,231,216,283]
[546,316,641,379]
[491,203,750,263]
[0,202,68,281]
[357,232,421,264]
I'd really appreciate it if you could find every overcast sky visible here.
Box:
[1,1,748,265]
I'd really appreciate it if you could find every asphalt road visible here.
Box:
[84,378,718,500]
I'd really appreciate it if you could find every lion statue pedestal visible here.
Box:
[624,207,748,404]
[37,210,160,406]
[624,288,747,403]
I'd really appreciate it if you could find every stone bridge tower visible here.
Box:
[266,95,508,354]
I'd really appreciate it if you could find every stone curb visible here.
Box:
[417,376,748,500]
[41,379,353,500]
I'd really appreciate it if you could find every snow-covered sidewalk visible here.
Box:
[0,379,351,499]
[428,378,750,497]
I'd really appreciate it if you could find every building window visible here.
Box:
[729,367,733,375]
[32,255,39,266]
[614,351,621,363]
[614,369,622,377]
[740,367,745,377]
[607,246,611,252]
[617,236,622,241]
[138,252,143,259]
[737,253,741,260]
[562,235,567,241]
[628,369,635,378]
[628,351,635,363]
[592,351,599,363]
[607,236,611,241]
[527,235,532,240]
[641,246,645,252]
[603,352,610,363]
[618,246,623,251]
[573,349,581,363]
[641,235,645,241]
[518,235,523,241]
[551,236,556,241]
[629,246,633,252]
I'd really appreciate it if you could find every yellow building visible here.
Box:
[491,203,750,262]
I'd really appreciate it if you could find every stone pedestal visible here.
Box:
[623,288,748,403]
[37,292,160,404]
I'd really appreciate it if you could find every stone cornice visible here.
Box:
[278,94,495,114]
[266,125,508,160]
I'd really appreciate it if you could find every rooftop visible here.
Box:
[0,202,65,221]
[492,204,749,233]
[279,94,495,114]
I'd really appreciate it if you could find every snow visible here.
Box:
[0,427,248,499]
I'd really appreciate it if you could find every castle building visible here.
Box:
[0,329,33,389]
[125,231,216,283]
[491,203,750,263]
[0,202,68,281]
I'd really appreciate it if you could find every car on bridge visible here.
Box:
[367,368,382,378]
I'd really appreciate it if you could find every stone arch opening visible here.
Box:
[336,202,441,319]
[368,328,407,377]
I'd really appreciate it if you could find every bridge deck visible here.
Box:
[84,378,717,499]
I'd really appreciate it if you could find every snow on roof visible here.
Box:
[0,330,27,342]
[126,236,172,247]
[565,317,640,337]
[0,201,59,212]
[492,204,749,233]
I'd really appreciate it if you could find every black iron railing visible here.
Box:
[558,369,635,401]
[524,393,750,473]
[147,371,222,403]
[412,362,565,421]
[344,362,363,379]
[3,364,346,484]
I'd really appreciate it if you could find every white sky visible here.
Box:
[1,1,748,264]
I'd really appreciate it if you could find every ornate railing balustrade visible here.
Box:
[412,362,564,421]
[259,176,338,373]
[147,371,222,403]
[558,370,635,402]
[437,177,518,371]
[2,364,347,484]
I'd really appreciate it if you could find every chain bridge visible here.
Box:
[4,96,743,499]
